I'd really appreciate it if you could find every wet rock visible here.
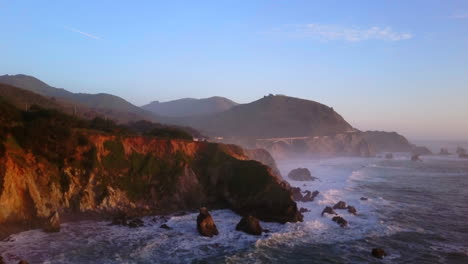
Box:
[321,206,337,216]
[347,205,357,215]
[299,207,310,213]
[332,201,347,210]
[18,261,30,264]
[302,190,319,202]
[0,256,4,264]
[291,187,304,201]
[43,211,60,232]
[439,148,450,155]
[128,218,144,228]
[332,216,348,227]
[385,153,393,159]
[236,215,263,236]
[371,248,387,259]
[456,147,467,155]
[111,212,128,226]
[412,146,432,156]
[291,187,319,202]
[411,154,421,161]
[360,197,368,201]
[160,224,172,230]
[288,168,316,181]
[196,207,219,237]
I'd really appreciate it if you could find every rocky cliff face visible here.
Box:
[0,133,301,235]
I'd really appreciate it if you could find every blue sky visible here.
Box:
[1,0,467,140]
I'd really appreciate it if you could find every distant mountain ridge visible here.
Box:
[0,74,157,123]
[142,96,238,117]
[169,94,355,138]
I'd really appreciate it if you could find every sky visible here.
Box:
[1,0,467,141]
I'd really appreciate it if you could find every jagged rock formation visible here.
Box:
[196,207,218,237]
[236,215,263,236]
[332,216,348,228]
[333,201,347,210]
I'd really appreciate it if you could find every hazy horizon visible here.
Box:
[1,0,467,141]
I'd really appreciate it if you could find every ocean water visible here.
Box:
[1,154,467,264]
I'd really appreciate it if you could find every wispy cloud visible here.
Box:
[449,12,468,19]
[267,23,413,42]
[63,26,101,40]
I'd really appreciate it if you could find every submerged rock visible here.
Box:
[111,212,129,226]
[439,148,450,155]
[459,153,468,159]
[360,197,368,201]
[385,153,393,159]
[160,224,172,230]
[288,168,315,181]
[196,207,219,237]
[371,248,387,259]
[236,215,263,236]
[456,147,467,155]
[321,206,337,216]
[411,154,421,161]
[299,207,310,213]
[332,201,347,210]
[332,216,348,227]
[128,218,144,228]
[347,205,357,215]
[43,211,60,233]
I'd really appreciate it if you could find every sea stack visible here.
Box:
[196,207,219,237]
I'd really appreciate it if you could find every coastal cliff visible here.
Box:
[0,104,302,237]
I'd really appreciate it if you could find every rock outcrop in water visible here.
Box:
[332,216,348,227]
[456,147,466,155]
[321,206,337,216]
[347,206,357,215]
[43,211,60,232]
[197,207,218,237]
[411,154,422,161]
[371,248,387,259]
[236,215,263,236]
[439,148,450,155]
[332,201,347,210]
[288,168,315,181]
[291,187,319,202]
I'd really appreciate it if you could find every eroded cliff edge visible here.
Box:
[0,132,301,237]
